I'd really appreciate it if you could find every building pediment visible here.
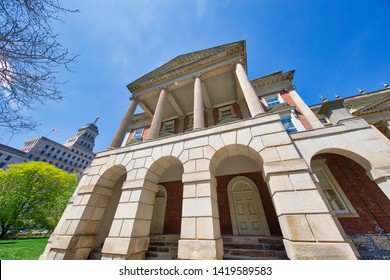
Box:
[127,41,246,93]
[352,94,390,117]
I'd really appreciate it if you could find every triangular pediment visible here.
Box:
[353,94,390,116]
[127,41,246,92]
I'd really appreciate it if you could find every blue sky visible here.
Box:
[3,0,390,153]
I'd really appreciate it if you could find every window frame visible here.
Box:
[218,104,237,121]
[311,159,357,216]
[263,93,283,107]
[161,120,175,134]
[133,128,144,140]
[279,110,305,134]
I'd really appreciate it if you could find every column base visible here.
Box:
[178,238,224,260]
[101,237,149,260]
[283,239,357,260]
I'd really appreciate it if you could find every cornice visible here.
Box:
[352,95,390,116]
[251,70,295,90]
[129,112,151,124]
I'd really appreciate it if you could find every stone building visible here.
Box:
[0,144,27,169]
[40,41,390,260]
[1,120,99,174]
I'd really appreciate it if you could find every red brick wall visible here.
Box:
[216,172,282,236]
[160,180,183,234]
[280,90,313,130]
[158,172,282,236]
[313,154,390,235]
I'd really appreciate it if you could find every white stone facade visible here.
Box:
[40,41,390,260]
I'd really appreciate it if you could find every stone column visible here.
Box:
[109,98,138,148]
[178,171,223,260]
[148,87,168,139]
[101,178,158,260]
[193,74,205,130]
[234,61,265,117]
[265,169,357,259]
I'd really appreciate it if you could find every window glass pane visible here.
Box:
[265,96,280,106]
[281,117,298,134]
[134,129,143,139]
[313,169,348,213]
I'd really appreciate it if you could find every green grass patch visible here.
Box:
[0,238,49,260]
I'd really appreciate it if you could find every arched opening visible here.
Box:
[145,156,184,260]
[88,165,127,259]
[147,156,184,235]
[210,145,282,237]
[311,152,390,259]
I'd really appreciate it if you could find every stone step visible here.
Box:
[222,235,288,260]
[145,235,179,260]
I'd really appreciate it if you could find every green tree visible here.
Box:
[0,161,77,239]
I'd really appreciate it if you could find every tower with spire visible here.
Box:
[16,118,100,174]
[64,116,100,153]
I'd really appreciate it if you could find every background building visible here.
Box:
[41,41,390,260]
[0,120,99,174]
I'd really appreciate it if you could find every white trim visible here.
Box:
[161,120,175,134]
[263,93,283,107]
[279,110,305,133]
[133,128,144,140]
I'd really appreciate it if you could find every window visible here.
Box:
[161,120,175,134]
[279,111,304,134]
[281,117,298,134]
[133,128,144,140]
[187,115,194,130]
[264,93,283,107]
[218,105,236,120]
[5,155,12,161]
[318,116,331,125]
[312,160,356,215]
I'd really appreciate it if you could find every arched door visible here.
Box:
[150,185,167,235]
[228,176,270,236]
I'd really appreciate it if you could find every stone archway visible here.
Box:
[40,164,127,260]
[209,144,280,237]
[310,151,390,259]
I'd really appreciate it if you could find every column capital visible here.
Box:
[158,85,169,92]
[230,57,245,69]
[283,85,296,93]
[192,72,202,80]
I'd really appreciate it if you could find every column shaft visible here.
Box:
[234,62,265,117]
[109,99,138,148]
[288,88,324,129]
[148,88,167,139]
[193,75,205,129]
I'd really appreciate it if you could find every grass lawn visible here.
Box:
[0,238,49,260]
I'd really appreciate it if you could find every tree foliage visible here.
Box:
[0,161,77,239]
[0,0,77,136]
